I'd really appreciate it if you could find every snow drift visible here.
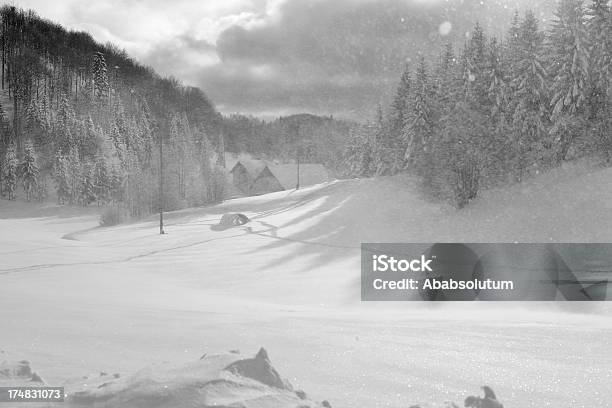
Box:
[0,360,44,384]
[67,348,324,408]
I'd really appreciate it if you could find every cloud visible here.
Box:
[15,0,555,120]
[197,0,516,118]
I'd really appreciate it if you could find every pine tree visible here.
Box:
[79,163,96,206]
[169,112,187,199]
[92,51,109,102]
[509,11,550,178]
[586,0,612,162]
[343,123,375,177]
[18,141,39,201]
[78,116,95,158]
[486,37,508,122]
[55,93,75,152]
[432,102,487,208]
[479,36,512,181]
[2,144,18,200]
[109,121,126,163]
[110,165,124,204]
[66,146,81,204]
[113,99,131,148]
[507,10,521,51]
[371,106,401,176]
[25,97,43,137]
[197,134,212,202]
[586,0,611,111]
[388,64,411,149]
[550,0,590,116]
[434,42,457,111]
[548,0,590,161]
[53,151,71,205]
[136,98,154,167]
[464,22,489,110]
[504,10,522,100]
[93,154,111,205]
[35,175,48,203]
[403,55,434,170]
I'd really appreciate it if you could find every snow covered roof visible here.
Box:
[228,153,329,190]
[229,158,267,177]
[266,163,329,189]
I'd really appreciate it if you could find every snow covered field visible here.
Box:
[1,162,612,407]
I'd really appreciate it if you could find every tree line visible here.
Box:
[0,6,226,223]
[223,113,352,171]
[343,0,611,208]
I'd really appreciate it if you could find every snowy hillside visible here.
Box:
[1,160,612,408]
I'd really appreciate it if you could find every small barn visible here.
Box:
[229,158,266,195]
[250,166,285,195]
[229,158,328,197]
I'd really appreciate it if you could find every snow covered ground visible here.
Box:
[1,161,612,407]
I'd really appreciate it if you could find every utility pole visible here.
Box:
[217,131,226,168]
[159,129,165,235]
[294,123,300,190]
[296,146,300,190]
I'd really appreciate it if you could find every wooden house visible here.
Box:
[229,158,328,197]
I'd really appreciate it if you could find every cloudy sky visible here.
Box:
[14,0,554,120]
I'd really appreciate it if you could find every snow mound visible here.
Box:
[0,360,44,384]
[0,360,32,379]
[66,349,324,408]
[224,347,292,390]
